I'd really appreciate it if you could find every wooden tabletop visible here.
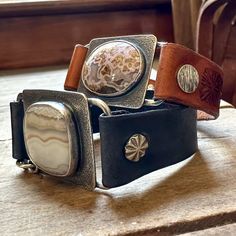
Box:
[0,67,235,235]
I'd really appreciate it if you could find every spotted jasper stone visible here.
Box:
[24,102,78,177]
[82,41,144,96]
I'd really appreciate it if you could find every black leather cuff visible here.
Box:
[99,105,197,188]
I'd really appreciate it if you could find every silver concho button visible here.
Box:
[177,64,199,93]
[125,134,149,162]
[23,102,78,177]
[82,41,145,96]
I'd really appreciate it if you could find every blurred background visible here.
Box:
[0,0,235,106]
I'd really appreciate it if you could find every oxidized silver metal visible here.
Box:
[177,64,199,93]
[125,134,149,162]
[88,98,111,116]
[78,34,157,109]
[144,99,163,107]
[16,160,39,174]
[22,90,96,190]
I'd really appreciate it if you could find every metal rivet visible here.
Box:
[124,134,149,162]
[177,64,199,93]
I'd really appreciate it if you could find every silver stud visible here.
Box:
[177,64,199,93]
[125,134,149,162]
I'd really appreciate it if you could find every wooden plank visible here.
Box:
[0,67,235,235]
[0,0,170,17]
[0,0,173,69]
[180,223,236,236]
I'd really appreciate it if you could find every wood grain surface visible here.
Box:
[181,223,236,236]
[0,0,170,16]
[0,0,173,69]
[0,67,235,235]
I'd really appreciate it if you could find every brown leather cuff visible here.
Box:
[154,43,223,119]
[64,40,223,120]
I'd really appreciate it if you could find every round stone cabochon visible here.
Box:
[82,41,145,96]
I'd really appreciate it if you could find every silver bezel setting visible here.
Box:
[78,34,157,109]
[22,89,96,190]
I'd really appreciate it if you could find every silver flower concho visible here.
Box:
[124,134,149,162]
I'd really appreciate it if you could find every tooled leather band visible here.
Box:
[10,97,197,188]
[64,41,223,119]
[154,43,223,119]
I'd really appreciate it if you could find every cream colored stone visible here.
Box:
[24,102,77,176]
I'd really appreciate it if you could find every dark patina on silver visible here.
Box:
[21,90,98,190]
[78,34,157,109]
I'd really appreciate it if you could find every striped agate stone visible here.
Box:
[23,102,78,177]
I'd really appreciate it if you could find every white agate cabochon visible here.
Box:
[23,101,78,177]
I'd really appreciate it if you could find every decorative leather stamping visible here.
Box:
[199,68,223,105]
[154,43,224,119]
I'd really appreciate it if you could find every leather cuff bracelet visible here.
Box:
[64,35,223,119]
[155,43,223,119]
[10,89,197,190]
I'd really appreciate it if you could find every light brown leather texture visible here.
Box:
[64,44,88,91]
[154,43,223,119]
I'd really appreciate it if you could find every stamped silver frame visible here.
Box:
[78,34,157,109]
[22,89,96,190]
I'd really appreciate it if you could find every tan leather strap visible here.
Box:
[154,43,224,119]
[64,44,88,91]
